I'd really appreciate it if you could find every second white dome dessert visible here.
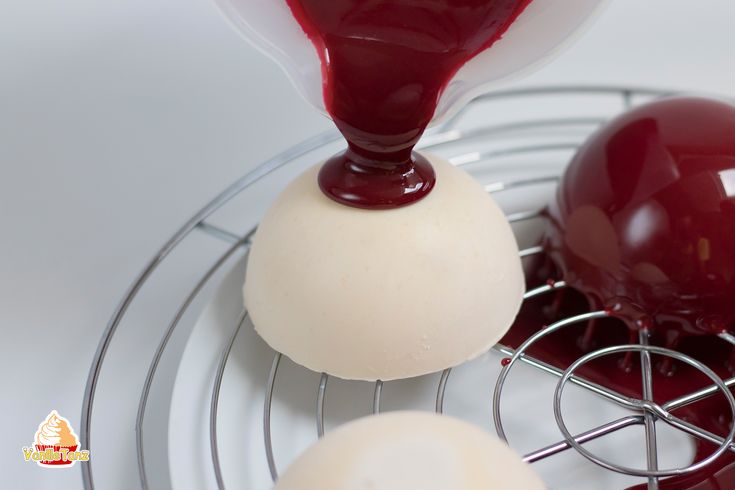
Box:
[245,153,524,380]
[275,411,545,490]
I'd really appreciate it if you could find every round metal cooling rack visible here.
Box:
[80,86,735,490]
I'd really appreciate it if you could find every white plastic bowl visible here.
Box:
[214,0,609,124]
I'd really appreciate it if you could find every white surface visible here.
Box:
[2,0,735,489]
[274,411,545,490]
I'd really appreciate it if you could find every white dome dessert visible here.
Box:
[244,153,524,380]
[275,411,545,490]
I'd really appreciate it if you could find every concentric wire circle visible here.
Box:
[553,344,735,478]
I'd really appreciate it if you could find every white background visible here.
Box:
[2,0,735,488]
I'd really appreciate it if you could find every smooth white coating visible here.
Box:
[275,411,545,490]
[244,154,524,381]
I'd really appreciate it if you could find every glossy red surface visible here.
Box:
[286,0,532,208]
[318,149,436,210]
[534,97,735,488]
[546,97,735,337]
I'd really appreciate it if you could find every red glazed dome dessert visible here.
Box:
[545,96,735,339]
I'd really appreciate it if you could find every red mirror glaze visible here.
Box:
[286,0,532,209]
[546,97,735,337]
[534,100,735,488]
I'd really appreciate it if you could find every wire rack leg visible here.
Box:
[435,369,451,414]
[523,415,644,463]
[317,374,328,438]
[372,381,383,414]
[638,329,659,489]
[210,309,249,490]
[263,353,282,482]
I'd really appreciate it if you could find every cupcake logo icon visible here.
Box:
[22,410,90,468]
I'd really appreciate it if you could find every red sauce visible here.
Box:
[529,97,735,488]
[286,0,532,209]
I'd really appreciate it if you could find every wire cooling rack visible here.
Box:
[80,86,735,490]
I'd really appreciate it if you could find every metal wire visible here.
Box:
[88,86,735,490]
[420,117,605,150]
[493,309,638,443]
[263,353,282,481]
[552,345,735,478]
[522,415,645,464]
[210,310,250,490]
[450,143,580,166]
[81,128,339,489]
[135,231,253,490]
[372,381,383,414]
[317,374,328,438]
[435,370,451,414]
[638,329,659,489]
[662,375,735,412]
[484,175,559,193]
